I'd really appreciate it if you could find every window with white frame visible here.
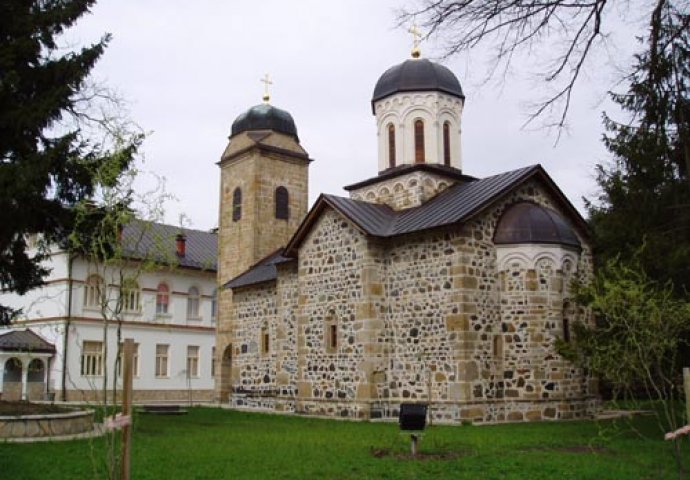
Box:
[156,283,169,315]
[187,286,200,319]
[83,275,104,308]
[81,341,103,376]
[155,344,169,377]
[186,345,200,378]
[117,341,140,378]
[211,288,217,323]
[120,280,140,312]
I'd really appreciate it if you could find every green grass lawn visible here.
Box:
[0,407,685,479]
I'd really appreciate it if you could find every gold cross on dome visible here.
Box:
[409,22,422,58]
[260,73,273,103]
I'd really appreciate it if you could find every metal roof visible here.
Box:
[494,202,581,248]
[285,164,589,256]
[372,59,464,113]
[231,103,299,141]
[343,163,475,191]
[122,220,217,271]
[0,329,56,353]
[224,249,294,290]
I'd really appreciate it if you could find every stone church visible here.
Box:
[214,49,598,424]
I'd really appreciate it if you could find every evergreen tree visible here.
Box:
[0,0,139,324]
[587,4,690,291]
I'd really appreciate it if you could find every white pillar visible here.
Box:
[43,358,49,397]
[0,358,5,398]
[21,357,29,401]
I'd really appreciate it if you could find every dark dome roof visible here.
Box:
[494,202,581,248]
[231,103,298,140]
[371,58,464,109]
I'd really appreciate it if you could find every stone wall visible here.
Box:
[221,177,597,423]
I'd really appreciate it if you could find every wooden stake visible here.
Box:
[683,367,690,424]
[411,434,419,457]
[121,339,134,480]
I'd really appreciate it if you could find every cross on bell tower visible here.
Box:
[261,73,273,103]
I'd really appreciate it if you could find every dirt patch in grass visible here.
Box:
[0,401,73,416]
[370,447,472,461]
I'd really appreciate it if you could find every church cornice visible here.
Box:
[218,143,312,167]
[343,163,475,191]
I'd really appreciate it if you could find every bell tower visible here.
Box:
[215,86,311,401]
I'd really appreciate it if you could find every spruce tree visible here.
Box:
[587,5,690,292]
[0,0,138,324]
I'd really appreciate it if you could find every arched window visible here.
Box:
[232,187,242,222]
[156,283,169,315]
[443,121,451,166]
[275,186,289,220]
[187,286,200,319]
[387,123,396,168]
[563,301,574,342]
[261,324,270,355]
[27,359,45,383]
[84,274,104,308]
[4,358,22,382]
[120,280,140,312]
[414,119,425,163]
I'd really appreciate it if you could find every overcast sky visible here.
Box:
[66,0,642,231]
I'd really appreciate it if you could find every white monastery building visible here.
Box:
[0,222,218,402]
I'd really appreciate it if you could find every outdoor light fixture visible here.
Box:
[399,403,428,456]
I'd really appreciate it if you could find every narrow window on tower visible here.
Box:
[414,119,425,163]
[387,123,396,168]
[443,121,451,166]
[232,187,242,222]
[275,186,289,220]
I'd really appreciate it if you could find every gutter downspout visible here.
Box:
[61,253,75,402]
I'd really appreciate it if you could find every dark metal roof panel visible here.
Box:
[391,165,538,234]
[322,195,395,236]
[0,329,56,353]
[318,165,539,238]
[494,202,581,247]
[225,250,293,289]
[372,59,464,111]
[122,220,218,271]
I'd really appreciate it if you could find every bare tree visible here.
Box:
[401,0,689,131]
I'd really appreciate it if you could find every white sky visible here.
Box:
[66,0,642,231]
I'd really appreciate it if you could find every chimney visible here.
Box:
[175,233,186,257]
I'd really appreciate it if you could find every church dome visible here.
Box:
[231,103,298,140]
[494,202,580,248]
[372,58,464,107]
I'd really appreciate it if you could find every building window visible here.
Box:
[187,286,200,319]
[261,325,270,354]
[414,119,425,163]
[27,359,45,382]
[84,275,104,308]
[81,341,103,376]
[563,301,574,342]
[325,317,337,353]
[232,187,242,222]
[186,346,200,378]
[387,123,396,168]
[120,280,140,313]
[443,121,451,166]
[117,341,140,378]
[275,186,289,220]
[211,288,217,323]
[155,344,169,377]
[156,283,169,315]
[211,346,216,377]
